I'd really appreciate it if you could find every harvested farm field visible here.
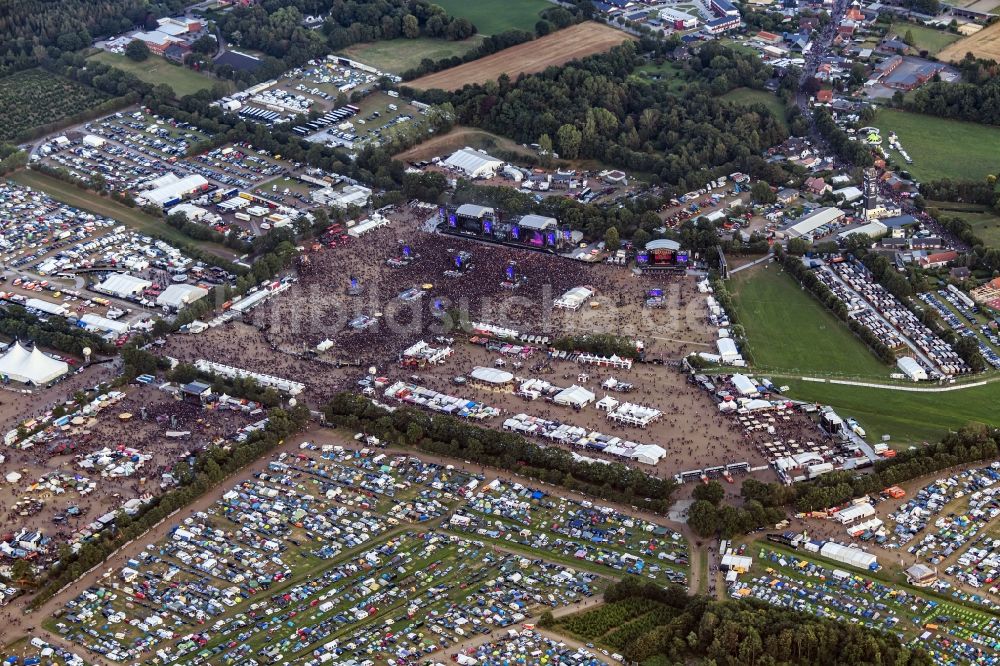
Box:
[408,22,632,91]
[938,20,1000,62]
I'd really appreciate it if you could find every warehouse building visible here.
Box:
[779,207,846,239]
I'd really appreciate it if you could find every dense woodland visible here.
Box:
[591,578,932,665]
[409,42,787,192]
[905,57,1000,126]
[0,0,188,77]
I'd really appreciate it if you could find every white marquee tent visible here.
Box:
[0,343,69,385]
[552,385,595,408]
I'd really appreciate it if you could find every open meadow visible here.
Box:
[408,22,631,91]
[781,378,1000,445]
[338,36,484,74]
[0,69,109,142]
[874,109,1000,182]
[87,51,221,97]
[888,22,960,54]
[729,263,890,379]
[428,0,551,34]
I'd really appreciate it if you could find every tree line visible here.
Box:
[597,577,932,665]
[0,303,115,357]
[323,392,678,512]
[905,54,1000,126]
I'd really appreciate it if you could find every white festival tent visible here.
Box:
[0,342,69,385]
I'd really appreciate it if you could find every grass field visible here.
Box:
[928,201,1000,248]
[874,109,1000,182]
[889,22,960,54]
[11,170,236,261]
[779,378,1000,445]
[429,0,551,34]
[633,61,689,93]
[88,51,220,97]
[722,87,788,131]
[338,36,483,74]
[729,264,891,379]
[0,69,109,142]
[408,22,630,90]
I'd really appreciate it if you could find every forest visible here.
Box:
[568,578,933,665]
[408,42,787,192]
[0,0,189,77]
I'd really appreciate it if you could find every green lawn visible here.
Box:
[889,22,960,55]
[779,378,1000,446]
[11,170,236,261]
[874,109,1000,182]
[88,51,221,97]
[633,61,689,93]
[429,0,550,34]
[960,210,1000,248]
[722,87,788,131]
[339,37,484,73]
[729,264,891,379]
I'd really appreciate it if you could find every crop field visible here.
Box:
[408,22,632,91]
[722,88,788,131]
[938,19,1000,62]
[780,378,1000,445]
[429,0,551,34]
[874,109,1000,183]
[729,264,890,379]
[888,22,960,54]
[339,37,484,74]
[44,444,676,664]
[87,51,221,97]
[0,69,110,142]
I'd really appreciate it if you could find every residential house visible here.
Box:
[804,176,830,195]
[918,250,958,269]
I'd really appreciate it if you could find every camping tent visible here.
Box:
[0,343,69,385]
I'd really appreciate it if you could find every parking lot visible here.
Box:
[45,443,630,664]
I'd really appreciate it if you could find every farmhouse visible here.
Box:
[918,250,958,269]
[444,148,504,178]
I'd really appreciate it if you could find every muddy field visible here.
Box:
[938,20,1000,62]
[0,384,256,564]
[408,22,633,91]
[154,205,775,484]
